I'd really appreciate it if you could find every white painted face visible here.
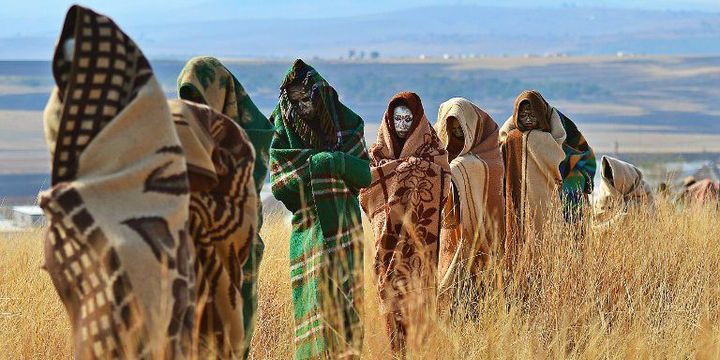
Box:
[393,105,413,139]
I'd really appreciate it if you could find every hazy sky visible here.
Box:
[2,0,719,37]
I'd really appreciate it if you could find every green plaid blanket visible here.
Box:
[270,60,370,359]
[177,57,274,358]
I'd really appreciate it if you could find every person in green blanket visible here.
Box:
[177,57,274,358]
[269,59,371,359]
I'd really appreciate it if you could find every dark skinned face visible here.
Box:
[448,116,464,141]
[518,101,539,130]
[287,85,316,120]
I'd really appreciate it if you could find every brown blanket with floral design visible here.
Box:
[359,92,450,354]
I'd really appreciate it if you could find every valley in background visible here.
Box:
[1,55,719,203]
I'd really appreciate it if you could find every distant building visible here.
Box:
[11,206,45,228]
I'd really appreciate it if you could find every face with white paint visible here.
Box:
[393,105,413,139]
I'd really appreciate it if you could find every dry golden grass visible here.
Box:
[1,198,719,359]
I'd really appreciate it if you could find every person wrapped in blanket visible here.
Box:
[677,176,720,208]
[177,56,274,358]
[359,92,451,357]
[269,59,370,359]
[40,6,196,358]
[500,90,567,272]
[433,98,504,315]
[593,155,654,229]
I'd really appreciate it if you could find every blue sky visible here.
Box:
[2,0,719,37]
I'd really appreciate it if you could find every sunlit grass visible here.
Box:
[1,198,719,359]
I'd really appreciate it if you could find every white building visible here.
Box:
[11,206,45,228]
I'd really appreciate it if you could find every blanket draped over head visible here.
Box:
[683,179,720,207]
[593,156,654,227]
[557,111,596,222]
[359,92,450,354]
[500,90,566,267]
[40,6,194,358]
[177,56,273,357]
[269,59,370,359]
[434,98,504,307]
[169,99,257,357]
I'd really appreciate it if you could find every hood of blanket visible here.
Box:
[277,59,346,151]
[512,90,552,132]
[435,97,500,161]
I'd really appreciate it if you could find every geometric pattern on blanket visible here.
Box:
[40,6,194,359]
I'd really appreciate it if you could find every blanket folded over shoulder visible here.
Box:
[360,92,450,354]
[433,98,504,307]
[169,99,257,357]
[500,91,566,267]
[269,59,370,359]
[40,6,194,358]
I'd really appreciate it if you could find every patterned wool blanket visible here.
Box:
[269,60,370,359]
[359,92,450,355]
[593,155,654,228]
[169,99,257,357]
[434,98,504,309]
[40,6,194,358]
[500,91,566,268]
[177,56,273,358]
[557,111,596,222]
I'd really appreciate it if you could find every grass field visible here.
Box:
[1,199,719,359]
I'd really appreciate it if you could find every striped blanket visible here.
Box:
[177,56,273,358]
[359,92,450,355]
[434,98,504,311]
[500,91,566,270]
[269,60,370,359]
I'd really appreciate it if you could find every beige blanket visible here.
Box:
[40,6,193,358]
[434,98,504,306]
[500,107,566,265]
[593,155,654,227]
[169,99,257,357]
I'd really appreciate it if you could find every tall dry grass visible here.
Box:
[1,198,719,359]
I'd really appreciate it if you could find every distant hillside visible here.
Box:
[1,5,719,60]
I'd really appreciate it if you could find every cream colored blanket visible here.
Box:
[500,108,566,262]
[434,98,504,305]
[593,155,654,227]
